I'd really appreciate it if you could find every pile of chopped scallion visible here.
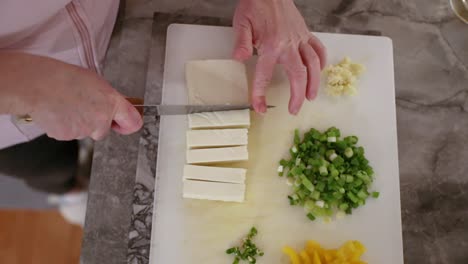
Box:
[278,127,379,221]
[226,227,264,264]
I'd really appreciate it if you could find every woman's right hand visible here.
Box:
[0,52,143,141]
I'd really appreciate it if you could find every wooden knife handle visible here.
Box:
[126,97,144,116]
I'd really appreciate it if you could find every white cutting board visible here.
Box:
[150,24,403,264]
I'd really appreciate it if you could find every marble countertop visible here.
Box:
[81,1,468,264]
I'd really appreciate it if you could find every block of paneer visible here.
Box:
[183,180,246,202]
[186,60,249,105]
[183,165,246,184]
[188,109,250,129]
[186,146,248,164]
[186,128,248,149]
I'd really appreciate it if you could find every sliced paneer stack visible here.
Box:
[183,180,246,202]
[186,146,248,164]
[183,60,250,203]
[186,128,248,149]
[188,109,250,129]
[183,165,246,184]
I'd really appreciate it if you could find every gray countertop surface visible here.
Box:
[81,1,468,264]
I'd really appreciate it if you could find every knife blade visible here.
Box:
[16,96,274,123]
[135,104,275,116]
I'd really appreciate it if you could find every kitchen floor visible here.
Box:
[0,210,82,264]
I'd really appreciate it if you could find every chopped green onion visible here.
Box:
[294,178,301,187]
[347,192,359,203]
[226,247,237,254]
[300,174,315,192]
[307,213,316,221]
[278,127,378,220]
[291,146,298,153]
[372,191,380,198]
[315,200,325,208]
[316,182,325,192]
[345,136,358,145]
[311,191,321,200]
[295,157,301,166]
[344,147,354,158]
[357,190,368,199]
[339,203,349,211]
[319,166,328,176]
[226,227,264,264]
[294,129,301,145]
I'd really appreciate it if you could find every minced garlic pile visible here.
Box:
[324,57,365,96]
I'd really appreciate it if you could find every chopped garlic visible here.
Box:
[324,57,365,97]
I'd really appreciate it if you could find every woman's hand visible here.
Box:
[0,52,142,141]
[233,0,327,114]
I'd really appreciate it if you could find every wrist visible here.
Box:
[0,52,42,115]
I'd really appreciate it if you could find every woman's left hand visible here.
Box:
[233,0,327,115]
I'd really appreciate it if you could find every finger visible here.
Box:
[282,50,307,115]
[90,127,110,141]
[233,20,254,61]
[299,42,321,100]
[111,97,143,135]
[252,55,277,113]
[308,34,327,70]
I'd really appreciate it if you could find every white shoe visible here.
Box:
[48,191,88,226]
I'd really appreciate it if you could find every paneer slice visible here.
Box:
[186,146,248,164]
[188,109,250,129]
[186,60,249,105]
[183,165,246,184]
[186,128,248,149]
[183,180,245,202]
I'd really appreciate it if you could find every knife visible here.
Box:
[16,97,274,122]
[134,104,274,116]
[127,97,275,116]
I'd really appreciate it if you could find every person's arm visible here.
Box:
[232,0,327,115]
[0,51,142,141]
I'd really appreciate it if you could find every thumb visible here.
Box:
[233,21,253,61]
[111,97,143,135]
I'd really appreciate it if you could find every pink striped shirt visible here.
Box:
[0,0,119,149]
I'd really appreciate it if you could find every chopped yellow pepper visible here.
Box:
[283,246,301,264]
[300,250,312,264]
[282,240,367,264]
[312,251,322,264]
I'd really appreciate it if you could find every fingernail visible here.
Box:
[129,105,143,128]
[252,98,267,113]
[259,102,267,113]
[289,105,299,115]
[256,102,267,113]
[307,91,318,101]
